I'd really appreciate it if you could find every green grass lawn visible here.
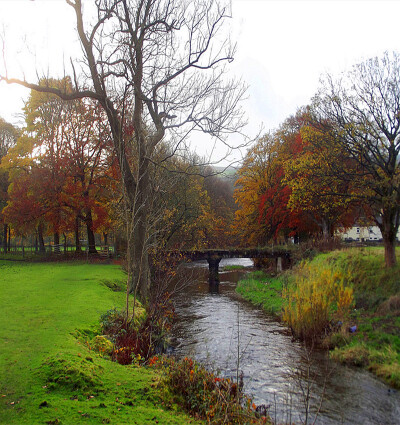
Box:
[0,261,198,425]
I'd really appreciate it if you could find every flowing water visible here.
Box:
[169,258,400,425]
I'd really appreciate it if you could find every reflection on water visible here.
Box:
[170,258,400,425]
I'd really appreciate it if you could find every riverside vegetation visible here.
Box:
[0,260,271,425]
[236,247,400,389]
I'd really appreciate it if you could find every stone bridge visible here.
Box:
[174,248,292,284]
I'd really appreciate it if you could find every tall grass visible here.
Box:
[282,261,354,341]
[284,247,400,387]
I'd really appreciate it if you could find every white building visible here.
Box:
[339,225,400,242]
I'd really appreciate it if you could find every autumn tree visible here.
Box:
[0,117,18,252]
[234,134,285,246]
[315,51,400,267]
[58,98,115,253]
[1,0,246,301]
[3,80,115,252]
[234,113,320,247]
[283,114,357,239]
[2,167,50,250]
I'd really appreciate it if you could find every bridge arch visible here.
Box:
[173,248,292,284]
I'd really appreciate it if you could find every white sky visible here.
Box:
[0,0,399,162]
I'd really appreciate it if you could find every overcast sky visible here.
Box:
[1,0,399,162]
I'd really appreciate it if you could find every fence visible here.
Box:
[0,243,114,259]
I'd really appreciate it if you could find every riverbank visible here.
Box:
[236,247,400,388]
[236,270,285,315]
[0,261,199,425]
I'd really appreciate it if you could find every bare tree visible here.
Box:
[314,51,400,267]
[1,0,246,300]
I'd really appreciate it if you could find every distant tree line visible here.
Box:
[0,79,237,258]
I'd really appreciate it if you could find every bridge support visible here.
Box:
[207,255,222,285]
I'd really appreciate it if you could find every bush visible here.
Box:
[100,294,175,365]
[89,335,114,356]
[156,356,271,424]
[282,261,354,341]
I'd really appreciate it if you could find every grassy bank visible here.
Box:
[236,270,285,315]
[0,261,198,425]
[320,248,400,388]
[236,247,400,388]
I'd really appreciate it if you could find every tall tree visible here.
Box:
[234,133,285,245]
[283,116,357,239]
[3,81,115,252]
[0,117,18,252]
[315,51,400,267]
[60,98,114,253]
[1,0,246,301]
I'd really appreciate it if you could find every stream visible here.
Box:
[169,258,400,425]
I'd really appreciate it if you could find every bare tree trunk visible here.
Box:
[384,239,396,268]
[131,156,151,301]
[379,211,397,267]
[54,232,60,246]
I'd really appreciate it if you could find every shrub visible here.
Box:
[156,356,271,424]
[89,335,114,356]
[100,293,175,365]
[282,261,354,341]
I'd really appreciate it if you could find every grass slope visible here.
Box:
[318,248,400,388]
[0,261,198,425]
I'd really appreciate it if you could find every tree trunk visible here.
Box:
[384,238,396,267]
[54,232,60,246]
[378,209,398,267]
[103,232,108,246]
[75,217,81,252]
[3,224,8,254]
[38,224,45,253]
[130,157,151,302]
[3,224,7,253]
[321,218,331,241]
[85,209,97,254]
[7,226,11,252]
